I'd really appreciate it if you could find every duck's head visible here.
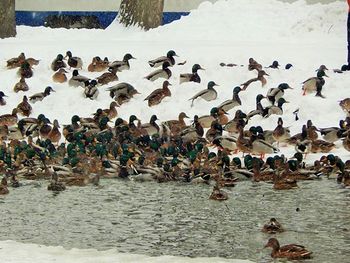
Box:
[129,115,138,123]
[56,54,64,61]
[115,118,124,127]
[293,152,303,163]
[264,238,280,249]
[65,51,72,59]
[277,98,288,106]
[277,117,283,126]
[278,83,292,90]
[71,115,80,124]
[231,157,241,168]
[208,81,219,89]
[123,53,136,61]
[150,115,158,123]
[72,69,79,76]
[233,86,241,94]
[167,50,178,58]
[192,64,205,73]
[285,63,293,70]
[270,60,279,68]
[179,112,189,119]
[44,86,55,94]
[163,80,171,88]
[53,119,60,128]
[0,91,7,98]
[210,107,219,117]
[256,94,266,103]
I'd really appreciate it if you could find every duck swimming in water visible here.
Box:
[144,80,172,107]
[145,61,172,81]
[262,218,284,234]
[264,238,312,260]
[189,81,219,107]
[148,50,178,68]
[180,64,205,84]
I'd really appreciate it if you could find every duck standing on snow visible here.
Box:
[18,61,33,78]
[52,68,68,83]
[248,58,262,71]
[241,69,269,90]
[29,86,55,103]
[263,98,289,118]
[267,83,292,105]
[17,96,32,117]
[140,115,159,136]
[65,51,83,69]
[7,52,26,69]
[88,56,109,72]
[84,80,99,100]
[272,117,291,145]
[0,91,8,106]
[109,53,135,72]
[145,61,172,81]
[339,98,350,116]
[0,109,18,126]
[189,81,219,107]
[106,82,140,105]
[180,64,205,84]
[148,50,178,67]
[68,70,90,87]
[51,54,67,71]
[13,77,29,93]
[218,86,242,112]
[96,67,119,85]
[302,65,328,98]
[144,80,172,106]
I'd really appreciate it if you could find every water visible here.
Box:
[0,178,349,262]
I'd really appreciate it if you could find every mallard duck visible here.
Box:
[96,70,118,86]
[144,80,172,106]
[264,238,312,260]
[209,185,228,201]
[39,117,52,140]
[263,98,289,118]
[148,50,178,68]
[29,86,55,103]
[236,126,253,155]
[68,70,90,87]
[339,98,350,115]
[217,86,242,112]
[47,170,66,191]
[0,91,7,106]
[206,121,223,142]
[241,69,269,90]
[52,68,68,83]
[162,112,189,136]
[248,58,262,71]
[273,171,298,190]
[179,64,205,84]
[251,134,279,159]
[272,117,291,145]
[109,53,135,72]
[262,218,284,234]
[48,119,61,144]
[266,83,292,105]
[197,107,219,129]
[302,65,328,98]
[267,60,280,69]
[51,54,67,71]
[13,77,29,93]
[319,120,346,143]
[306,120,318,141]
[102,101,119,120]
[212,135,237,152]
[65,51,83,69]
[247,94,266,119]
[145,61,172,81]
[140,115,159,136]
[16,96,32,117]
[17,61,33,78]
[7,52,26,69]
[224,110,247,134]
[0,177,9,195]
[88,56,108,72]
[107,82,140,101]
[180,116,204,142]
[84,80,99,100]
[217,108,229,125]
[189,81,219,107]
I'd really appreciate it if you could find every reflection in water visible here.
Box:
[0,179,349,262]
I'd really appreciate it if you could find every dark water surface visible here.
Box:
[0,178,349,262]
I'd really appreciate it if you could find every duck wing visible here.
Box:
[148,56,168,67]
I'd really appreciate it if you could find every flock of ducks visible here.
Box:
[1,51,350,260]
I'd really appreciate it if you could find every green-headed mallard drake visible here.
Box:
[262,218,284,234]
[0,91,8,106]
[102,101,119,120]
[140,115,159,136]
[144,80,172,107]
[263,98,289,118]
[197,107,219,128]
[339,98,350,115]
[264,238,312,260]
[68,70,90,87]
[247,94,266,119]
[319,120,346,143]
[179,64,205,84]
[16,96,32,117]
[145,61,172,81]
[48,119,61,145]
[302,65,328,98]
[272,117,291,145]
[13,77,29,93]
[96,68,118,86]
[88,56,108,72]
[267,83,292,105]
[205,121,223,142]
[162,112,189,136]
[241,69,269,90]
[248,57,262,71]
[65,51,83,69]
[106,82,140,101]
[84,80,99,100]
[189,81,219,107]
[52,68,68,83]
[251,133,279,159]
[218,86,242,112]
[17,61,33,78]
[7,52,26,69]
[148,50,178,68]
[109,53,135,72]
[29,86,55,103]
[212,135,237,152]
[0,177,9,195]
[51,54,67,71]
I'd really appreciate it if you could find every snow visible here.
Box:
[0,0,349,261]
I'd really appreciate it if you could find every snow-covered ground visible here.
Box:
[0,0,349,261]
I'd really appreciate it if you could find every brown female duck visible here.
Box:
[7,52,26,69]
[144,80,172,106]
[48,119,61,145]
[241,69,269,90]
[102,101,119,120]
[262,218,284,234]
[17,62,33,78]
[88,56,108,72]
[272,117,291,146]
[339,98,350,115]
[52,68,68,83]
[162,112,189,136]
[13,77,29,93]
[0,109,18,126]
[96,68,118,85]
[16,96,32,117]
[0,177,9,195]
[264,238,312,260]
[209,185,228,201]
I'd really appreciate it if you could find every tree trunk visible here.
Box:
[0,0,16,38]
[119,0,164,30]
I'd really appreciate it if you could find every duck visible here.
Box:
[7,52,26,69]
[319,120,346,143]
[65,51,83,69]
[84,80,99,100]
[148,50,178,67]
[272,117,291,145]
[17,61,33,78]
[264,238,312,260]
[88,56,108,72]
[47,170,66,191]
[273,172,298,190]
[262,218,284,234]
[209,185,228,201]
[102,101,119,120]
[0,177,9,195]
[48,119,61,145]
[248,58,262,71]
[29,86,55,103]
[13,77,29,93]
[247,94,266,119]
[68,70,90,87]
[0,109,18,126]
[52,68,68,83]
[145,61,172,81]
[212,135,237,152]
[109,53,135,72]
[251,133,279,159]
[217,86,242,112]
[189,81,219,107]
[96,68,118,85]
[179,64,205,84]
[180,115,204,142]
[302,65,328,98]
[197,107,219,128]
[162,112,189,136]
[306,120,318,141]
[241,69,269,90]
[342,132,350,153]
[106,82,140,104]
[266,83,292,105]
[339,98,350,115]
[144,80,172,106]
[0,91,8,106]
[16,96,32,117]
[206,121,223,142]
[224,110,247,134]
[310,139,335,153]
[236,126,253,155]
[267,60,280,69]
[51,54,67,71]
[140,115,160,136]
[262,98,289,118]
[25,57,40,67]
